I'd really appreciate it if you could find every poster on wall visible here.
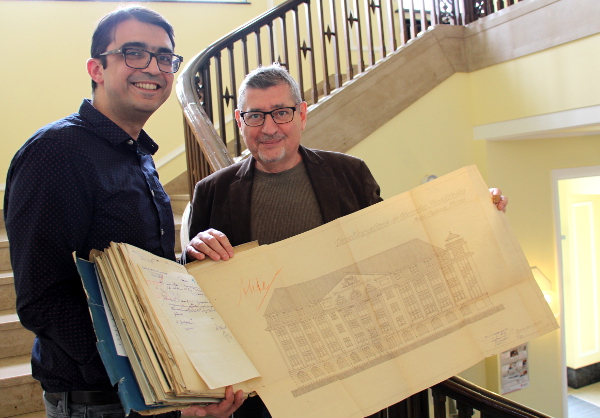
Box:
[500,343,529,394]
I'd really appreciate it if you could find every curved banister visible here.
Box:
[433,376,554,418]
[176,0,524,197]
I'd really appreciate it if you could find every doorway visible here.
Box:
[552,166,600,416]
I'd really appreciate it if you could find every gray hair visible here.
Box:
[237,63,303,110]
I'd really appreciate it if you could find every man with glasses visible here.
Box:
[184,63,508,418]
[4,6,242,418]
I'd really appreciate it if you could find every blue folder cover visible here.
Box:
[75,257,163,414]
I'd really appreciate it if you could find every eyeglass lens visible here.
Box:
[243,108,295,126]
[124,48,181,73]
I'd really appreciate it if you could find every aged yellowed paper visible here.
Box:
[120,243,261,390]
[189,165,559,418]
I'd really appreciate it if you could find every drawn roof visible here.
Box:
[264,238,447,316]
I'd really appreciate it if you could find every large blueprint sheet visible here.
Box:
[188,165,558,418]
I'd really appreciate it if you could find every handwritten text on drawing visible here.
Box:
[238,268,282,311]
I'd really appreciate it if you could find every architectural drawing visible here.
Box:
[264,233,504,397]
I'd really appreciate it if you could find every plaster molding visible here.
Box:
[473,106,600,141]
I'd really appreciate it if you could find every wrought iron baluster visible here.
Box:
[293,6,305,100]
[341,0,354,81]
[408,0,417,40]
[268,21,276,64]
[456,401,475,418]
[372,0,386,59]
[430,0,439,25]
[364,0,376,65]
[352,0,365,73]
[329,0,343,89]
[241,35,250,76]
[304,2,319,104]
[280,14,290,70]
[419,0,428,32]
[398,0,408,46]
[385,0,398,52]
[317,0,331,96]
[214,52,228,145]
[432,388,448,418]
[226,45,240,156]
[255,29,262,67]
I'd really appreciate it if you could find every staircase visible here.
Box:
[0,185,187,417]
[0,211,43,417]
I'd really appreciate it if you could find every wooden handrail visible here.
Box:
[432,376,553,418]
[176,0,523,200]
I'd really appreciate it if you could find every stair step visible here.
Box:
[10,412,44,418]
[0,272,15,312]
[174,213,183,254]
[0,355,43,418]
[170,194,189,217]
[0,314,34,360]
[0,228,10,273]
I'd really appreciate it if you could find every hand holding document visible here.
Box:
[77,165,558,417]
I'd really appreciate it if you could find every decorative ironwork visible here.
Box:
[276,56,287,68]
[324,25,335,42]
[300,40,311,58]
[347,10,358,28]
[473,0,489,19]
[438,0,458,25]
[222,87,235,107]
[369,0,380,13]
[177,0,526,191]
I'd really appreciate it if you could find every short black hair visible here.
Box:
[90,5,175,90]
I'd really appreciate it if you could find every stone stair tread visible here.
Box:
[0,313,19,326]
[13,412,45,418]
[0,271,13,286]
[0,354,31,382]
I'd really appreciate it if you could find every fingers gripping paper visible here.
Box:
[186,165,558,418]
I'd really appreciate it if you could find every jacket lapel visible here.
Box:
[301,146,342,223]
[229,158,254,246]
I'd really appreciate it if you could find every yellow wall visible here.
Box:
[469,33,600,126]
[347,33,600,418]
[0,0,278,201]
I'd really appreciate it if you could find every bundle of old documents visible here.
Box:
[76,165,559,417]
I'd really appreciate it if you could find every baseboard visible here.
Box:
[568,363,600,389]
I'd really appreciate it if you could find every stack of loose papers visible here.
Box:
[78,242,259,413]
[78,165,559,418]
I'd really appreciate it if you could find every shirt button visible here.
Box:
[127,139,134,145]
[151,190,155,197]
[161,229,164,236]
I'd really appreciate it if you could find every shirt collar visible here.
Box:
[79,99,159,155]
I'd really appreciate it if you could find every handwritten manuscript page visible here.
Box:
[188,165,559,418]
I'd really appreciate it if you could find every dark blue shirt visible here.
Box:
[4,99,176,392]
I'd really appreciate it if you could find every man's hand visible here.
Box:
[186,229,235,261]
[181,386,245,417]
[489,188,508,213]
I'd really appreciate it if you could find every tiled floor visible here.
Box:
[568,381,600,417]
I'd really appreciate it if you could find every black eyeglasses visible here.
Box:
[100,47,183,73]
[240,106,298,127]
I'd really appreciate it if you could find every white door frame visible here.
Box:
[551,165,600,417]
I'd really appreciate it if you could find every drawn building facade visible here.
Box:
[263,233,502,396]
